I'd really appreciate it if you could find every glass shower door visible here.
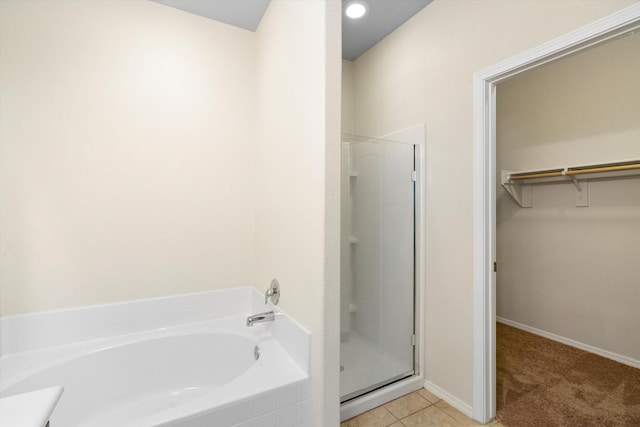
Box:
[340,133,416,402]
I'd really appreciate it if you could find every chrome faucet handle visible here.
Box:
[265,279,280,305]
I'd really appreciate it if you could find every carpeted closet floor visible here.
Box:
[496,323,640,426]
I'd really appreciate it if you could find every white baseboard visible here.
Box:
[424,380,473,419]
[497,317,640,369]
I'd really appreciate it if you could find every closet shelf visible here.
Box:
[501,159,640,208]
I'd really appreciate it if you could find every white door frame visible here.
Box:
[471,3,640,423]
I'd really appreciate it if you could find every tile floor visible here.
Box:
[341,389,504,427]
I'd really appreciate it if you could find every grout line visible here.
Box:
[432,404,465,426]
[396,401,463,427]
[387,391,433,420]
[383,406,399,421]
[346,390,473,426]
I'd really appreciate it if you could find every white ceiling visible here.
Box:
[150,0,432,61]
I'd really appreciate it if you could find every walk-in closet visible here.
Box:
[494,29,640,425]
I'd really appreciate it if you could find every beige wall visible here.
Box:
[0,0,256,315]
[255,0,341,424]
[342,60,356,135]
[348,0,636,408]
[497,32,640,171]
[497,32,640,362]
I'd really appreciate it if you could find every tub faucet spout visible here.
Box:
[246,311,275,327]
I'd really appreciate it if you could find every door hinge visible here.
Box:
[411,170,417,182]
[493,261,497,272]
[411,334,416,346]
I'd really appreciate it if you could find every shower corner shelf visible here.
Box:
[348,237,359,244]
[349,171,358,178]
[501,159,640,208]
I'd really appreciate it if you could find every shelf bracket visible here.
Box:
[501,170,532,208]
[560,168,589,206]
[562,168,582,191]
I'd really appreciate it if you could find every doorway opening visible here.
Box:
[472,4,640,423]
[494,29,640,424]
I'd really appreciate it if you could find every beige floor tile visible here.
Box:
[493,423,505,427]
[342,406,398,427]
[383,391,431,419]
[388,423,404,427]
[416,388,441,404]
[434,401,485,426]
[401,405,459,427]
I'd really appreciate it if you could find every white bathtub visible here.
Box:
[0,288,311,427]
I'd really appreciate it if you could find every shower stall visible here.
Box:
[340,131,422,414]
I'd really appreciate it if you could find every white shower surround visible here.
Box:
[0,287,310,427]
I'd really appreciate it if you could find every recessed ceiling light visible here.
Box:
[345,1,368,19]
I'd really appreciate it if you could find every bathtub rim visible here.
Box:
[0,287,310,373]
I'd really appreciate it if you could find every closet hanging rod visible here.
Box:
[509,162,640,181]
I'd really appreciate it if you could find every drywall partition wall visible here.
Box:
[255,0,341,425]
[349,0,636,412]
[496,31,640,363]
[0,0,256,315]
